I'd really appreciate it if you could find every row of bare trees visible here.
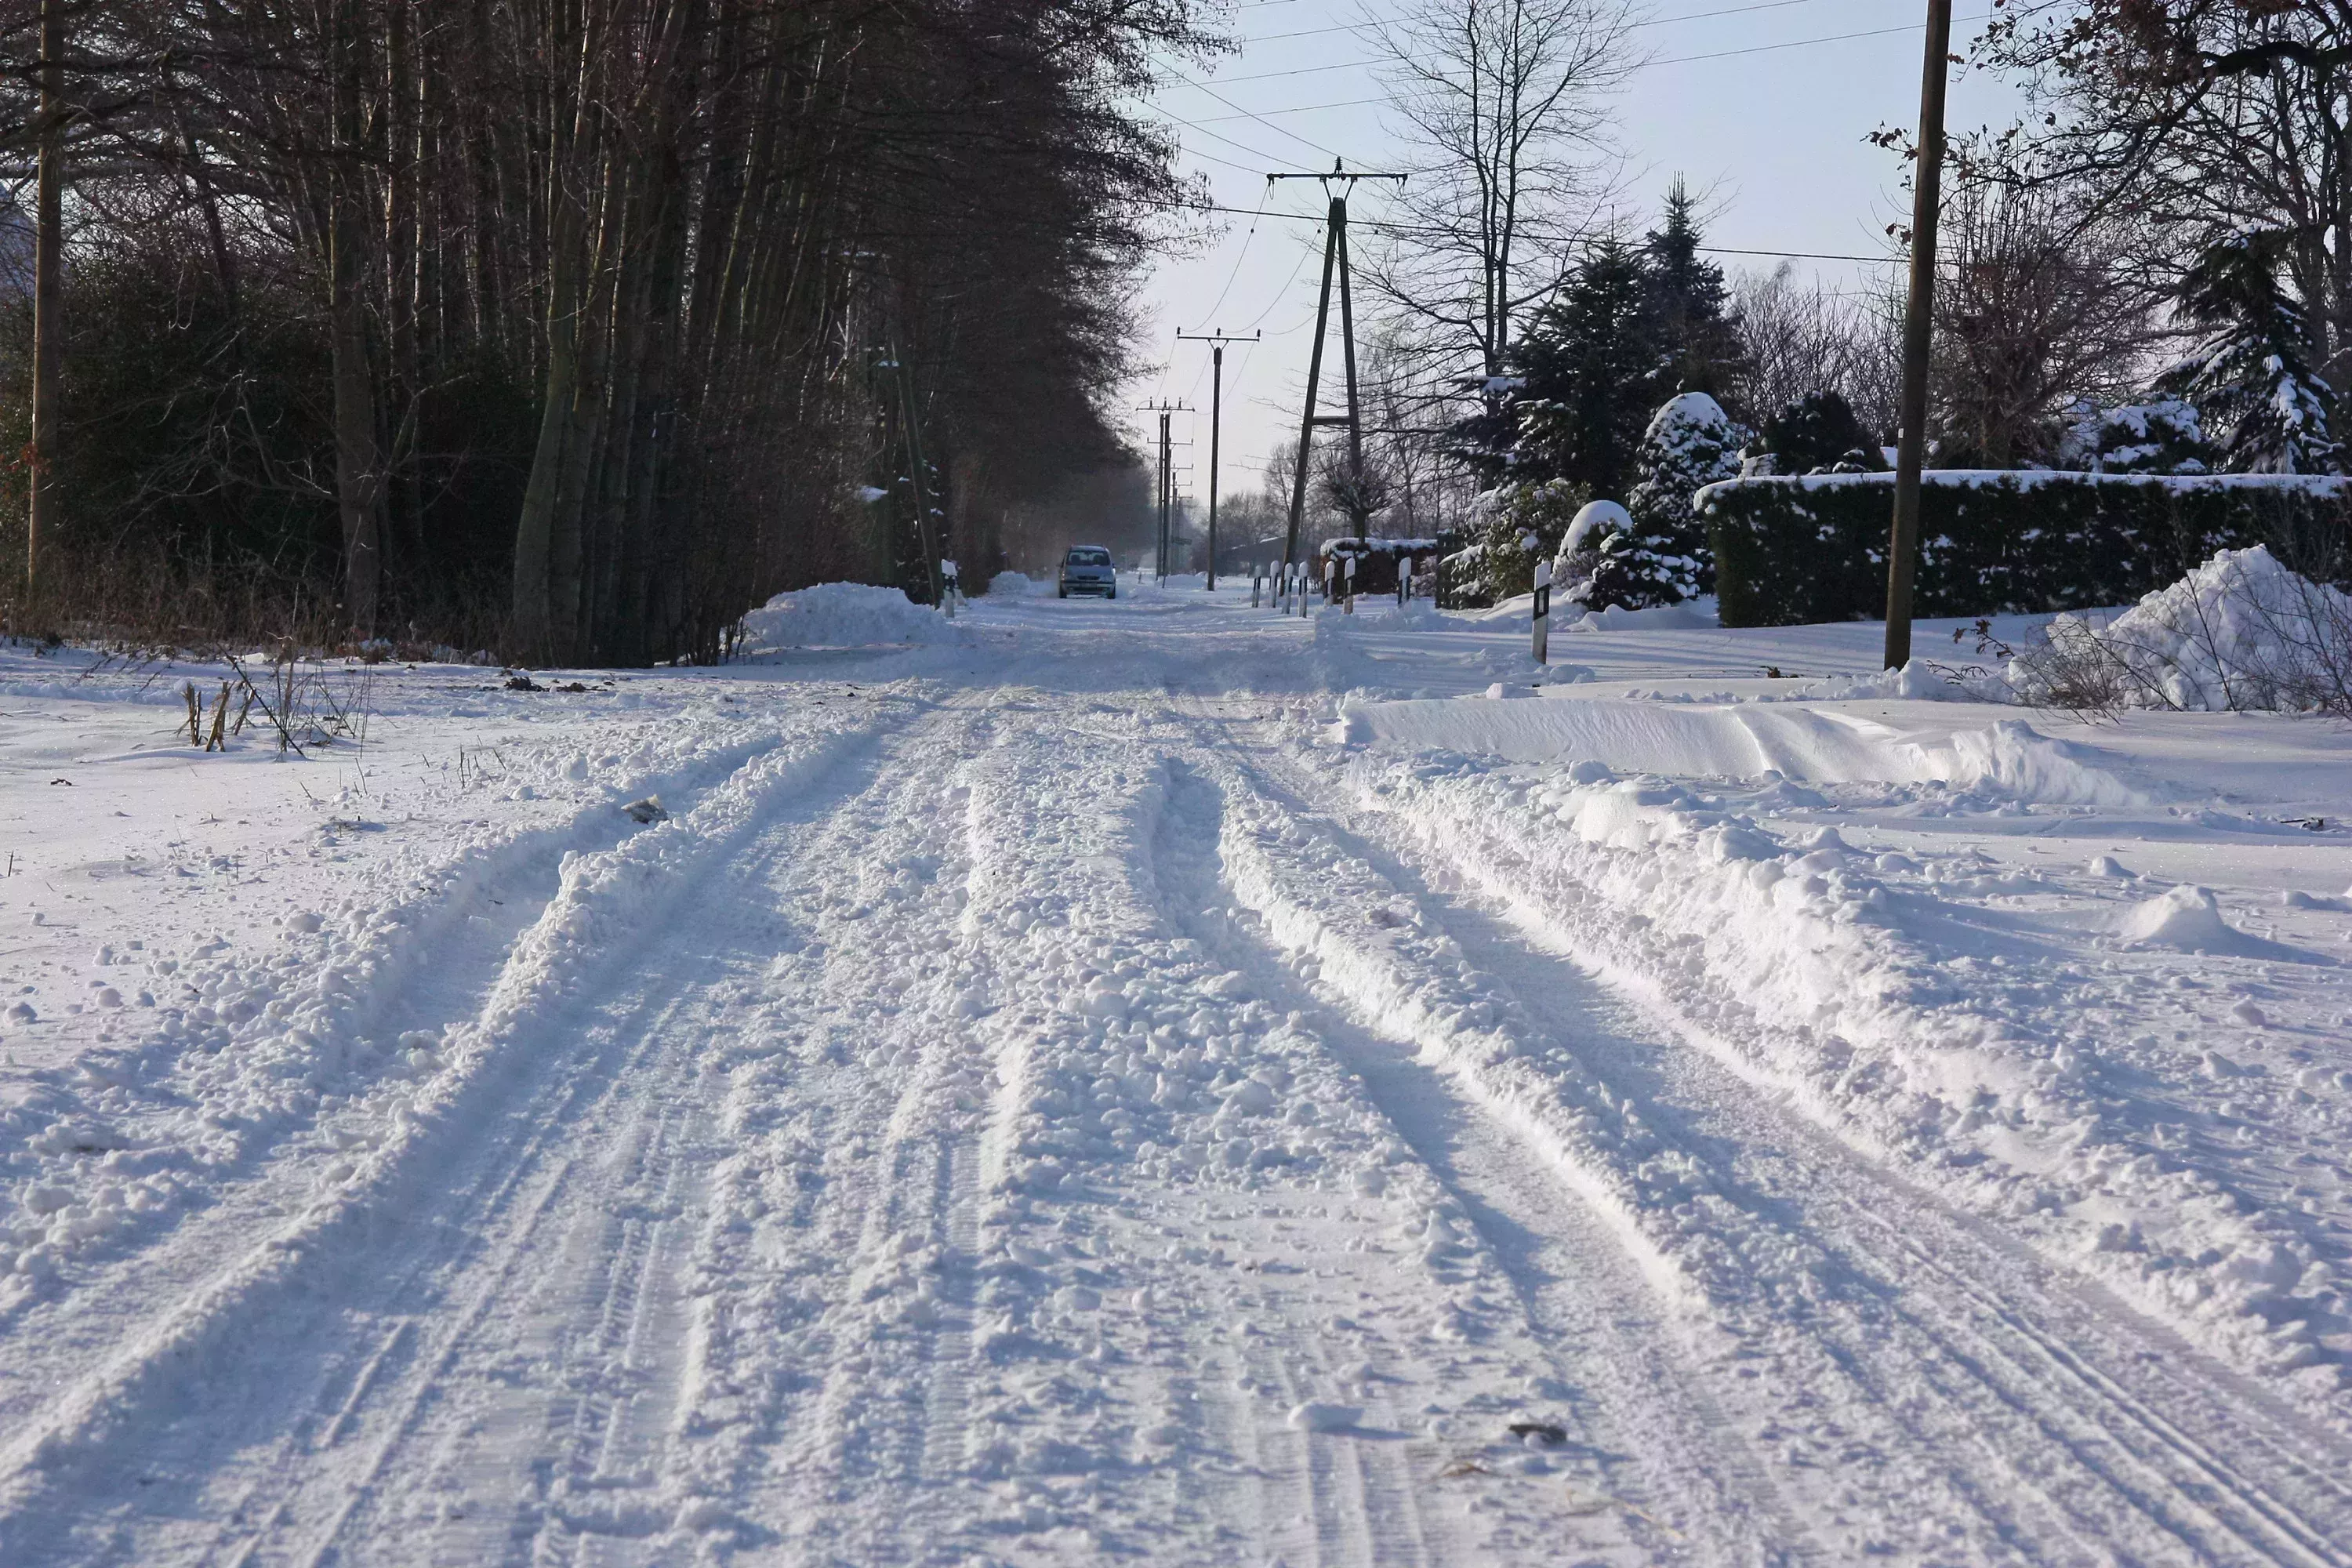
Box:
[1,0,1201,662]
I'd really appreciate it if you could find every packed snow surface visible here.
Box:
[2,573,2351,1565]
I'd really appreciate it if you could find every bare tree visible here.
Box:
[1361,0,1639,420]
[1733,263,1906,442]
[1973,2,2352,395]
[1931,180,2164,465]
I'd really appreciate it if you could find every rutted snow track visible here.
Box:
[5,605,2350,1566]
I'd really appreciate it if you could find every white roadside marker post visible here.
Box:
[1322,557,1334,611]
[1532,557,1551,665]
[1344,554,1356,614]
[941,558,960,619]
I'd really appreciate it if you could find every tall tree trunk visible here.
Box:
[26,0,65,613]
[329,0,383,637]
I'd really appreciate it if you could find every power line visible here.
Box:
[1141,193,1901,263]
[1157,62,1341,159]
[1165,11,1991,91]
[1243,0,1841,48]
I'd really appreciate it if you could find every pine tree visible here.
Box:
[1642,178,1748,404]
[1506,237,1657,498]
[1618,392,1748,604]
[2159,228,2343,475]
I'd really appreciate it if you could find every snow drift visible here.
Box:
[1336,696,2152,805]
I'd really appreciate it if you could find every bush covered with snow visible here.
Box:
[2006,546,2352,713]
[1700,468,2351,627]
[735,581,963,651]
[985,570,1040,597]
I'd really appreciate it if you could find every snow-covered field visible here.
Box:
[2,572,2350,1565]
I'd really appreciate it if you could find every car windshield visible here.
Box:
[1066,549,1111,567]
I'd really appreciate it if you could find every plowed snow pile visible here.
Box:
[2009,545,2352,711]
[736,580,964,649]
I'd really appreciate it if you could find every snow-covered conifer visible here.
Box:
[2160,228,2343,475]
[2056,397,2210,474]
[1618,392,1748,603]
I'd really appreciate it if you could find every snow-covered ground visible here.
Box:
[2,573,2350,1565]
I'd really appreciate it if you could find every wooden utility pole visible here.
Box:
[1137,400,1189,582]
[1270,162,1404,586]
[27,0,66,611]
[892,337,942,606]
[1177,329,1258,591]
[1885,0,1954,670]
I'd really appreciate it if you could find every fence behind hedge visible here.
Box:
[1697,470,2352,627]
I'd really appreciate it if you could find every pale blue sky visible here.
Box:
[1128,0,2025,505]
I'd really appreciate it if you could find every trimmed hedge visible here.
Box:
[1698,470,2352,627]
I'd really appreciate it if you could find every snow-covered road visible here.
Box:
[3,583,2351,1564]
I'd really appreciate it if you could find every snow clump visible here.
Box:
[2121,884,2238,949]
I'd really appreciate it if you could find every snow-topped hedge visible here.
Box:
[1698,469,2350,627]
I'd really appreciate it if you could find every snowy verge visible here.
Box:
[0,703,892,1296]
[1349,752,2348,1412]
[736,582,967,650]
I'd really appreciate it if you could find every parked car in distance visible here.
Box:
[1058,546,1117,599]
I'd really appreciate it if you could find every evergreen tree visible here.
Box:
[1744,390,1886,476]
[1506,237,1658,498]
[1621,392,1749,604]
[1641,178,1748,403]
[2158,228,2343,475]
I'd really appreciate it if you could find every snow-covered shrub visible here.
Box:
[2007,546,2352,714]
[985,570,1038,597]
[1620,392,1748,603]
[2058,397,2210,475]
[1700,469,2352,628]
[1550,499,1629,610]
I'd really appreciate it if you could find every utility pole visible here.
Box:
[1884,0,1954,670]
[1177,328,1259,590]
[1269,161,1405,589]
[1136,400,1190,583]
[891,336,942,606]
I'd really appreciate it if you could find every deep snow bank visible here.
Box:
[736,582,964,650]
[2010,546,2352,712]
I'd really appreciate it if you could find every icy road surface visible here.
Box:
[2,579,2351,1565]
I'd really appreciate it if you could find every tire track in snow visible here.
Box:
[0,706,899,1563]
[1206,721,2352,1566]
[1150,756,1773,1567]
